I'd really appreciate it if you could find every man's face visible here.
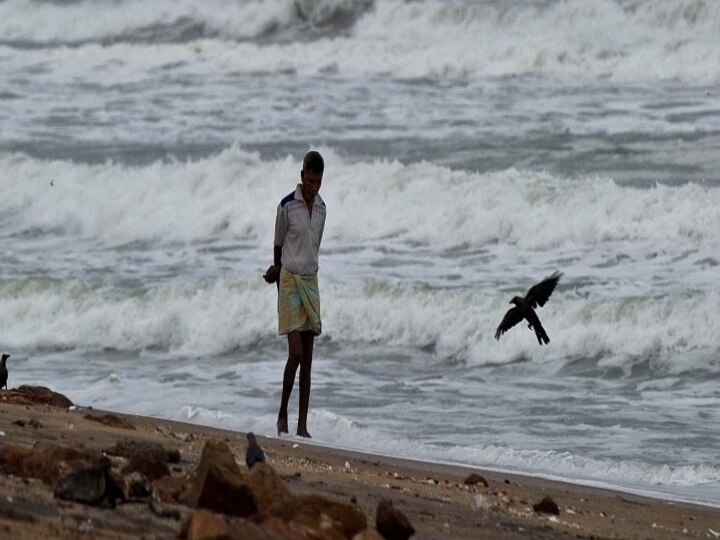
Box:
[300,169,323,201]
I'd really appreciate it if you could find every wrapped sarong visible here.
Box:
[278,268,322,335]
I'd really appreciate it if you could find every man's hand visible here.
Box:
[263,265,280,284]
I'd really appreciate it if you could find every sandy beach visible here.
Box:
[0,386,717,539]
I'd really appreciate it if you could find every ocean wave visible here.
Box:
[1,276,719,375]
[0,0,372,46]
[1,148,719,250]
[1,0,719,82]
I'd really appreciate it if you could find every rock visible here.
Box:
[0,442,105,485]
[12,420,25,427]
[228,518,274,540]
[187,509,229,540]
[123,451,170,481]
[270,494,367,539]
[0,445,46,481]
[463,473,488,487]
[243,462,291,512]
[107,438,180,464]
[353,531,384,540]
[83,413,136,430]
[533,495,560,515]
[188,440,258,517]
[255,516,307,540]
[153,474,192,505]
[54,465,123,508]
[375,499,414,540]
[121,471,151,499]
[3,386,73,408]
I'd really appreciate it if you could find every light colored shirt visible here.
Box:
[274,184,326,275]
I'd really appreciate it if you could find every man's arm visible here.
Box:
[263,245,282,284]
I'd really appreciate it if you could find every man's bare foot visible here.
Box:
[276,417,288,435]
[296,429,311,438]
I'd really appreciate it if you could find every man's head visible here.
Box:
[1,354,8,364]
[300,150,324,202]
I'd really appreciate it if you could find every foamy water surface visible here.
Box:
[1,0,719,507]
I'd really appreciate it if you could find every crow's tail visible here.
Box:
[533,322,550,345]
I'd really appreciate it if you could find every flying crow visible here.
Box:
[495,272,562,345]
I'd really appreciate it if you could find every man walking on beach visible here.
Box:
[264,151,326,438]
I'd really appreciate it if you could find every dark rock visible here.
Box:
[463,473,489,487]
[533,495,560,515]
[83,413,136,430]
[245,432,266,469]
[12,420,25,427]
[376,499,414,540]
[54,465,123,508]
[188,439,257,517]
[3,386,73,408]
[270,493,367,539]
[243,462,290,512]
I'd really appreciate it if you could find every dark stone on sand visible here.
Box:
[84,413,136,430]
[376,498,415,540]
[188,439,258,517]
[3,386,73,408]
[54,465,124,508]
[463,473,489,487]
[13,420,25,427]
[533,495,560,515]
[270,493,367,538]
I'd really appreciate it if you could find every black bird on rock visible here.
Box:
[245,432,265,469]
[495,272,562,345]
[0,354,9,390]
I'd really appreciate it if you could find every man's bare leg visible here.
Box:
[297,331,315,438]
[277,331,302,435]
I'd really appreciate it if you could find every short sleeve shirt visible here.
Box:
[274,185,326,275]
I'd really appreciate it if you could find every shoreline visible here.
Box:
[264,431,720,512]
[1,389,719,539]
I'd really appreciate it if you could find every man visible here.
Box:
[264,151,326,438]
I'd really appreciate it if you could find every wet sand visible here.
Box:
[0,394,718,539]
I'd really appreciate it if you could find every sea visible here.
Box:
[1,0,719,507]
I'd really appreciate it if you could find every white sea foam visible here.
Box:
[0,0,301,43]
[1,276,719,375]
[1,148,719,250]
[1,0,719,83]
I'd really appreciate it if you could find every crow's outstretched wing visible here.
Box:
[525,271,562,308]
[495,307,524,340]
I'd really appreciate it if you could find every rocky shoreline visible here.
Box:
[1,386,718,539]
